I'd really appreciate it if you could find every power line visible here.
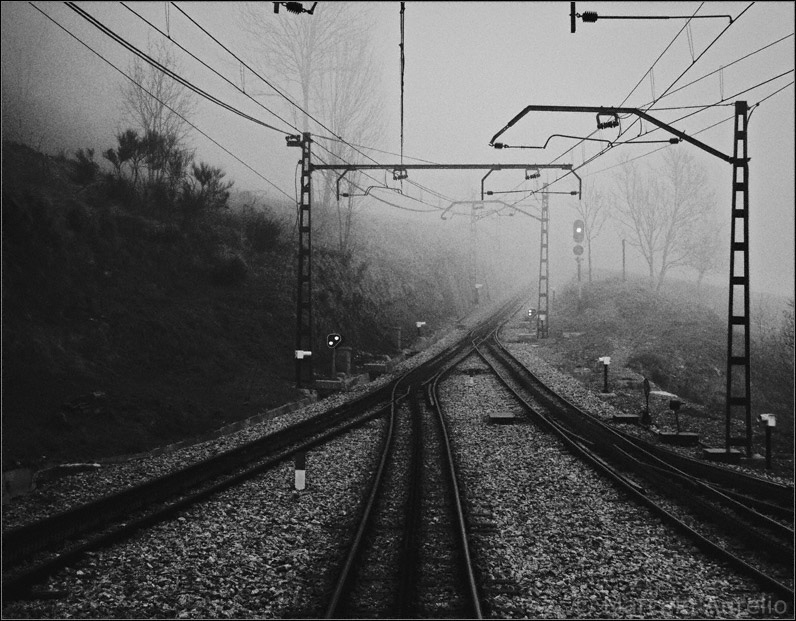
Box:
[640,32,794,108]
[121,2,298,135]
[313,152,439,214]
[28,2,293,201]
[506,2,759,200]
[645,2,756,113]
[585,78,794,177]
[63,2,291,136]
[312,135,441,165]
[170,2,456,209]
[621,69,795,144]
[618,2,705,107]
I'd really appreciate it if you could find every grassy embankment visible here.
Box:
[547,278,794,472]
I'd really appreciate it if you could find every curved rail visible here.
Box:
[491,325,794,546]
[427,358,484,618]
[495,325,793,506]
[476,328,793,603]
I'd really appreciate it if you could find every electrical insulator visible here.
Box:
[286,2,305,13]
[596,113,619,130]
[525,168,540,180]
[493,142,505,149]
[581,11,599,22]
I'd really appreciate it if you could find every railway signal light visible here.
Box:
[327,333,342,349]
[573,219,585,243]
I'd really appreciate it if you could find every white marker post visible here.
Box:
[294,451,306,491]
[598,356,611,393]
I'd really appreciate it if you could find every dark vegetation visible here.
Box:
[551,279,794,466]
[2,140,473,468]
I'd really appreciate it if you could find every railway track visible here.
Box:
[2,398,391,601]
[324,352,482,618]
[475,324,794,605]
[3,294,523,606]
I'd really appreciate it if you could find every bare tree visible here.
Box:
[239,2,368,131]
[682,203,725,295]
[573,181,609,282]
[238,2,384,251]
[120,39,197,147]
[611,148,714,291]
[314,38,384,253]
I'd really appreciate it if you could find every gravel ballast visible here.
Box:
[440,353,790,619]
[3,418,385,619]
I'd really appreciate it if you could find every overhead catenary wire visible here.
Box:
[121,2,299,136]
[505,2,762,201]
[584,78,794,177]
[640,32,794,108]
[400,2,405,173]
[497,2,710,201]
[28,2,293,201]
[63,2,292,136]
[170,2,454,212]
[512,69,792,204]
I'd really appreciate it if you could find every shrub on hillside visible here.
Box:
[627,350,671,390]
[210,252,248,286]
[244,210,283,253]
[68,148,99,188]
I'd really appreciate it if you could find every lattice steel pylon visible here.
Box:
[537,192,550,338]
[294,132,313,387]
[726,101,751,455]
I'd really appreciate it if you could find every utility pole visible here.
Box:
[622,239,626,282]
[489,102,753,459]
[289,143,573,389]
[726,101,752,457]
[537,193,549,338]
[470,203,479,303]
[287,133,314,389]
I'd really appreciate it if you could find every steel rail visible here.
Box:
[475,332,794,603]
[324,298,522,617]
[323,382,407,618]
[493,325,793,507]
[428,357,485,619]
[487,330,793,556]
[2,381,398,570]
[3,401,394,601]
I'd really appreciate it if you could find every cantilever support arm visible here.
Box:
[489,105,737,164]
[335,168,353,201]
[570,169,583,199]
[480,170,495,201]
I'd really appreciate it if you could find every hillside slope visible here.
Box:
[1,142,475,468]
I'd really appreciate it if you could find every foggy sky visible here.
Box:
[2,1,794,299]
